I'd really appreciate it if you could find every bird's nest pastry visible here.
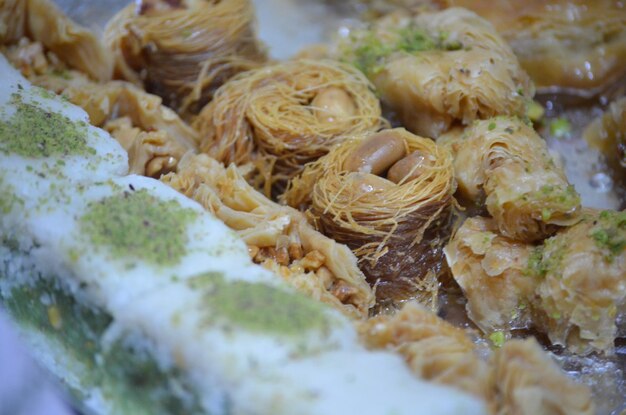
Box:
[285,128,455,305]
[195,59,383,196]
[104,0,266,116]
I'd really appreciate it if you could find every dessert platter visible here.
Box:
[0,0,624,414]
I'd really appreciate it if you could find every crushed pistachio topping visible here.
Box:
[81,189,197,266]
[525,235,567,278]
[0,93,94,158]
[523,185,580,217]
[35,86,57,100]
[549,117,571,138]
[2,277,203,414]
[51,69,72,80]
[0,175,24,214]
[589,210,626,261]
[343,25,458,76]
[526,210,625,275]
[527,100,545,122]
[525,247,545,277]
[489,331,505,348]
[190,273,330,335]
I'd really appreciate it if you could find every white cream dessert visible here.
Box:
[0,55,486,415]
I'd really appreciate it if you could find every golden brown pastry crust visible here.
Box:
[104,0,266,116]
[286,128,455,305]
[0,0,113,81]
[195,59,382,196]
[441,117,580,242]
[336,7,533,138]
[161,153,375,318]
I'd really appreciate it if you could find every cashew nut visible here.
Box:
[311,86,357,123]
[387,151,432,184]
[350,172,395,193]
[343,130,407,175]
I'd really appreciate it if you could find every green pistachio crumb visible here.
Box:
[191,273,330,335]
[527,185,580,214]
[549,117,571,138]
[589,210,626,261]
[0,176,24,214]
[0,93,93,158]
[81,189,197,266]
[51,69,72,80]
[527,100,545,122]
[525,235,568,278]
[489,331,505,348]
[344,26,446,76]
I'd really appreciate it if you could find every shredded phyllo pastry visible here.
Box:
[195,59,383,197]
[104,0,266,116]
[494,338,594,415]
[440,116,581,242]
[335,7,533,138]
[358,302,493,401]
[286,128,454,305]
[161,153,374,318]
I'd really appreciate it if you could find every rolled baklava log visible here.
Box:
[440,116,581,242]
[358,302,594,415]
[358,302,493,402]
[493,338,594,415]
[161,153,375,319]
[60,81,199,178]
[285,128,454,306]
[336,7,533,138]
[444,0,626,98]
[104,0,266,116]
[446,210,626,355]
[443,216,537,334]
[195,59,383,197]
[353,0,626,98]
[530,209,626,355]
[0,0,113,81]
